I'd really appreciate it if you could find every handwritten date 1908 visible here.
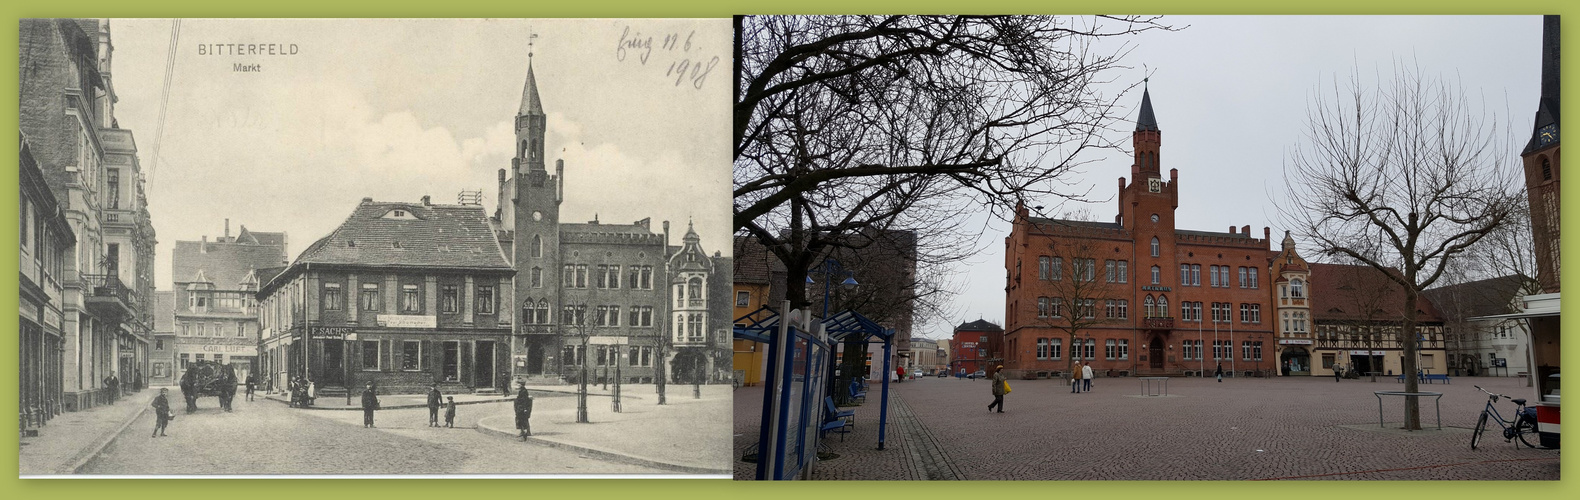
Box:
[666,56,719,90]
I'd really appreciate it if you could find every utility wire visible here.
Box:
[147,19,180,183]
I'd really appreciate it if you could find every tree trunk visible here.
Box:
[1400,286,1421,430]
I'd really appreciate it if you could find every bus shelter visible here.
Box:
[734,304,895,479]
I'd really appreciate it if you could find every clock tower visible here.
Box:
[1521,15,1560,294]
[510,53,565,376]
[1119,84,1178,248]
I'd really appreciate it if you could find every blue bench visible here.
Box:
[1395,374,1452,384]
[849,380,867,403]
[825,397,855,427]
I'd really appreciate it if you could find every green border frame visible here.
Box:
[5,1,1574,499]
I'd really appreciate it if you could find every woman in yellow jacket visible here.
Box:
[987,365,1008,413]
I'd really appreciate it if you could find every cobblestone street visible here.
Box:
[79,389,670,475]
[734,375,1560,480]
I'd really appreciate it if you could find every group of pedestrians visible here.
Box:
[356,381,534,439]
[984,361,1101,412]
[1070,362,1094,393]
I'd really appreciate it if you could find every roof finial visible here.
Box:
[528,28,538,59]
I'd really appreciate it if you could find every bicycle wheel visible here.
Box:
[1471,412,1488,450]
[1515,420,1543,449]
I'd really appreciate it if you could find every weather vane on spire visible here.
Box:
[528,28,539,59]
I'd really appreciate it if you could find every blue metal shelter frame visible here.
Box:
[734,305,895,480]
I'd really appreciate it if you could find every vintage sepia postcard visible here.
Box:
[19,17,732,477]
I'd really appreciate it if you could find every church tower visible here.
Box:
[509,48,565,377]
[1521,15,1560,294]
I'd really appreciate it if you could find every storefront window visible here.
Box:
[362,340,380,370]
[402,341,421,371]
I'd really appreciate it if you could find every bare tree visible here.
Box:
[735,15,1177,315]
[1282,65,1522,429]
[1025,232,1117,378]
[1327,262,1404,383]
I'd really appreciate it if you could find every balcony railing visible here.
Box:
[80,273,138,318]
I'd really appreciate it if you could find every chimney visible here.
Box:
[362,197,373,203]
[1229,226,1236,235]
[663,221,671,251]
[225,219,231,240]
[421,195,431,206]
[1243,225,1251,236]
[201,235,207,254]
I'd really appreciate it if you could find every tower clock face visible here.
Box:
[532,211,542,221]
[1538,124,1559,146]
[1148,178,1161,193]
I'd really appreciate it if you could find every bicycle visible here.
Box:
[1470,385,1542,450]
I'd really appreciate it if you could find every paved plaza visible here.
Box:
[733,375,1560,480]
[23,383,730,476]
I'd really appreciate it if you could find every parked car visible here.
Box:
[937,371,948,378]
[973,370,986,379]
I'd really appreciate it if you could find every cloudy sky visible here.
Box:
[106,18,731,289]
[926,15,1544,341]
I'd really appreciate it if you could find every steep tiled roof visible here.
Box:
[1028,217,1122,231]
[520,62,544,116]
[562,222,652,235]
[733,236,773,284]
[292,200,511,271]
[1309,263,1444,323]
[956,319,1003,332]
[173,239,287,290]
[1136,86,1159,131]
[1422,275,1533,321]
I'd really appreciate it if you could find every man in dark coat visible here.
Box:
[514,382,533,439]
[425,384,443,427]
[361,382,379,428]
[105,374,119,403]
[151,388,171,437]
[245,374,257,401]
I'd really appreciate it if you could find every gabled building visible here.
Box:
[171,222,287,384]
[257,197,516,395]
[950,319,1002,377]
[149,290,176,386]
[1423,275,1537,377]
[1308,263,1447,377]
[1269,232,1313,375]
[731,235,778,386]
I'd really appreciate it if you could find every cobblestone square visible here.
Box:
[734,375,1559,480]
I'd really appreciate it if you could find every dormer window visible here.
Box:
[380,208,422,220]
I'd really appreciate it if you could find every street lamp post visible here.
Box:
[808,259,858,403]
[612,350,622,413]
[577,321,590,424]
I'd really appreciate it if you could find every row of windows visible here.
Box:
[1177,302,1263,323]
[1281,279,1306,299]
[178,353,227,370]
[563,264,656,290]
[1036,298,1129,320]
[559,345,659,367]
[179,321,254,338]
[1180,340,1265,361]
[1177,265,1260,288]
[1282,311,1309,334]
[322,282,498,315]
[1037,257,1128,283]
[675,313,706,342]
[1032,338,1128,361]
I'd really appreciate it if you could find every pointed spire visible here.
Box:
[1135,80,1159,132]
[519,61,544,116]
[684,219,700,242]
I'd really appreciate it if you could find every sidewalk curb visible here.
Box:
[64,394,152,475]
[473,414,730,475]
[258,388,640,411]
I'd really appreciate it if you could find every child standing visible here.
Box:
[444,396,457,428]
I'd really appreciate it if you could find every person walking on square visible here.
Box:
[514,382,534,439]
[150,388,171,437]
[987,365,1008,413]
[444,396,457,428]
[360,382,379,428]
[1215,363,1224,383]
[1081,363,1094,392]
[1334,363,1343,382]
[426,384,443,427]
[244,374,257,401]
[1071,361,1082,393]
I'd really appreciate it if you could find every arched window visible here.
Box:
[1151,237,1160,257]
[1291,279,1304,298]
[1144,295,1156,318]
[531,235,542,258]
[1157,296,1168,317]
[538,299,550,324]
[688,277,703,304]
[1151,265,1161,284]
[1542,157,1552,180]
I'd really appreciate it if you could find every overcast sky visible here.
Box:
[106,18,731,290]
[926,15,1544,342]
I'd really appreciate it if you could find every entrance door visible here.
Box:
[527,342,545,374]
[443,342,460,382]
[322,341,345,386]
[473,341,495,390]
[1149,335,1164,369]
